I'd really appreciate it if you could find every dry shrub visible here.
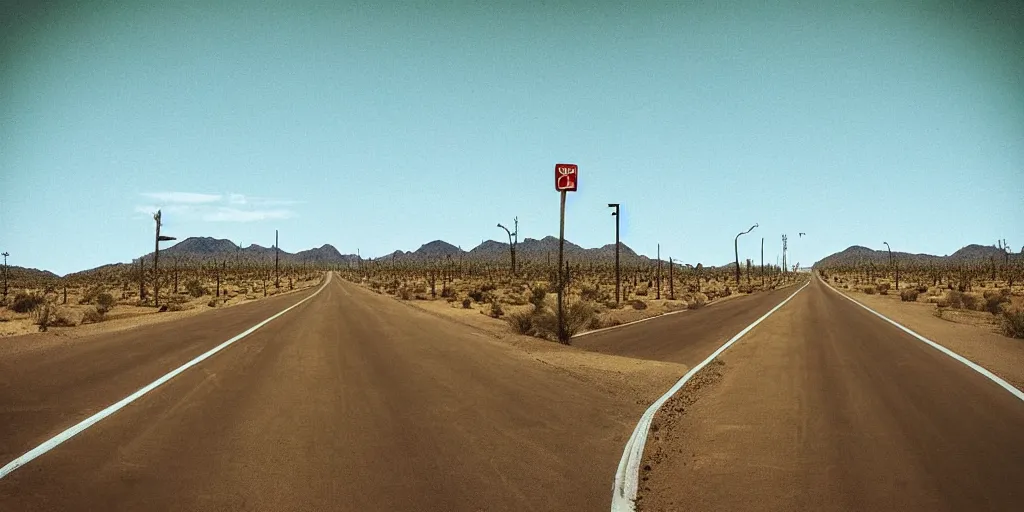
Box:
[984,290,1011,315]
[900,288,920,302]
[186,280,208,298]
[11,292,44,313]
[489,301,504,318]
[1002,308,1024,338]
[961,293,981,311]
[96,292,115,314]
[631,300,647,310]
[945,290,964,309]
[82,307,104,324]
[877,282,890,295]
[397,287,411,300]
[917,284,929,293]
[579,282,603,302]
[462,297,472,309]
[528,286,547,311]
[507,310,533,334]
[634,283,648,296]
[863,285,877,295]
[687,293,708,310]
[79,284,103,305]
[50,307,80,327]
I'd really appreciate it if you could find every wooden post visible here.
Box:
[557,191,567,344]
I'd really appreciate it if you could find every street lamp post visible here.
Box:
[883,241,899,290]
[608,203,620,304]
[735,224,758,285]
[497,217,518,276]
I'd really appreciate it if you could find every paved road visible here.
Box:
[0,274,638,511]
[638,275,1024,511]
[575,284,801,366]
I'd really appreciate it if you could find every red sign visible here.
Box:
[555,163,578,192]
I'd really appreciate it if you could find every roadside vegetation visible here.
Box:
[337,258,807,344]
[818,259,1024,339]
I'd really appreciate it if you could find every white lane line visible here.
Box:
[821,277,1024,402]
[573,307,690,338]
[0,272,334,479]
[610,281,809,512]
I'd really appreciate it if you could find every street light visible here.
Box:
[608,203,620,304]
[883,241,899,290]
[497,217,518,276]
[735,224,758,285]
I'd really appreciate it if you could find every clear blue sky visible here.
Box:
[2,0,1022,275]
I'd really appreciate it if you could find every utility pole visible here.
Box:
[608,203,620,304]
[656,243,661,299]
[152,210,176,308]
[782,235,788,282]
[1,251,9,302]
[735,224,758,285]
[669,256,674,300]
[760,237,764,288]
[1,250,8,301]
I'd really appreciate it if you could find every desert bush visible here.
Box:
[530,310,559,340]
[82,307,104,324]
[985,293,1011,315]
[564,301,597,337]
[1002,308,1024,339]
[579,282,603,302]
[79,284,103,305]
[207,299,217,307]
[528,286,547,312]
[688,293,708,310]
[166,302,186,312]
[95,292,116,314]
[489,300,504,318]
[863,285,877,295]
[917,285,929,293]
[462,297,472,309]
[961,293,981,311]
[186,280,208,298]
[877,282,890,295]
[506,310,533,334]
[738,284,753,294]
[468,289,485,303]
[634,283,648,296]
[944,290,964,309]
[50,307,78,327]
[397,287,412,300]
[604,300,620,310]
[11,292,45,313]
[480,282,497,293]
[900,288,920,302]
[600,317,623,328]
[412,284,427,295]
[440,286,455,298]
[35,301,53,331]
[505,293,528,306]
[631,300,647,310]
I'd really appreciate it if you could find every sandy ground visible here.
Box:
[0,277,322,341]
[829,282,1024,391]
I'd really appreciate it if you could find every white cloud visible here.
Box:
[135,192,298,222]
[142,192,223,204]
[203,207,296,222]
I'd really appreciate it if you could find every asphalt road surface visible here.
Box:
[0,274,642,511]
[638,276,1024,511]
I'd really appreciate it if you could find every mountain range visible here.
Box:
[814,244,1022,268]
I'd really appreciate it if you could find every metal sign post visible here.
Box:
[555,163,578,344]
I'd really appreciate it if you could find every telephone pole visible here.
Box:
[1,251,9,302]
